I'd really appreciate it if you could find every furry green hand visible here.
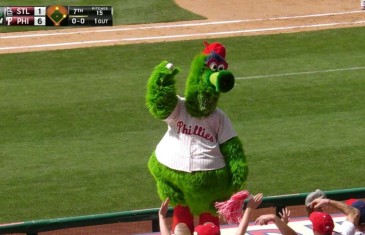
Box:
[146,61,180,120]
[154,61,179,86]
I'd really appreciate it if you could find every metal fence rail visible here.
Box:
[1,187,364,235]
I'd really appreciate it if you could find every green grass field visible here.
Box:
[1,2,365,224]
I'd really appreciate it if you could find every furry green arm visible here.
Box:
[146,61,179,119]
[220,137,248,192]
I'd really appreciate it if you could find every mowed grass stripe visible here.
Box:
[236,66,365,79]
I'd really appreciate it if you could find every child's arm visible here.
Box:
[159,198,171,235]
[235,193,263,235]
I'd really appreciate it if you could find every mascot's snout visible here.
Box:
[209,70,235,93]
[203,41,235,93]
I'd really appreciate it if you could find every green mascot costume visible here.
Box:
[146,41,248,234]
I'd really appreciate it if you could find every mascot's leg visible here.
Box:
[182,168,233,216]
[173,205,194,234]
[199,212,220,228]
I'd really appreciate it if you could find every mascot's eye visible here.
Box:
[217,64,226,71]
[209,62,218,71]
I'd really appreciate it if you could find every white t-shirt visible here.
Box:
[336,220,356,235]
[155,96,237,172]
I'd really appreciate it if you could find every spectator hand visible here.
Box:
[159,198,170,218]
[255,214,276,226]
[279,208,291,224]
[310,198,329,210]
[247,193,263,210]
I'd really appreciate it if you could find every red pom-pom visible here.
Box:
[215,190,250,224]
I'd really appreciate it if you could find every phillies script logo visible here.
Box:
[176,121,214,142]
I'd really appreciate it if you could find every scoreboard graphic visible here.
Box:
[0,5,113,26]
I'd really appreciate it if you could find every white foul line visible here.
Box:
[236,67,365,80]
[121,21,365,41]
[0,10,363,39]
[1,20,365,51]
[0,39,119,50]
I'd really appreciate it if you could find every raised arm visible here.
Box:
[146,61,179,119]
[235,193,263,235]
[255,214,297,235]
[159,198,172,235]
[311,198,360,225]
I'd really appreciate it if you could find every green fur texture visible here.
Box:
[184,54,219,118]
[220,137,248,191]
[148,152,232,215]
[148,137,247,215]
[146,61,179,120]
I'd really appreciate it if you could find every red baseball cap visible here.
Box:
[202,41,226,59]
[345,198,358,206]
[309,211,334,235]
[194,223,220,235]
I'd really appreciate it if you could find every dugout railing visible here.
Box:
[1,187,365,235]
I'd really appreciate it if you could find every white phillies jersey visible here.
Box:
[155,96,237,172]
